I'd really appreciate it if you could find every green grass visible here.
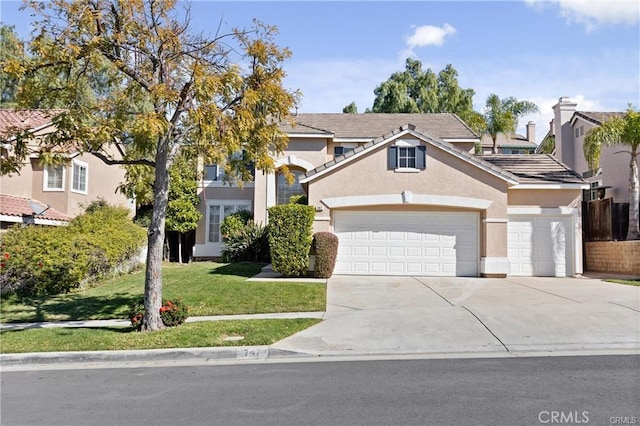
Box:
[605,279,640,287]
[0,319,321,353]
[0,262,326,323]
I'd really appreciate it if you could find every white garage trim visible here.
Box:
[333,211,479,276]
[322,192,492,210]
[507,208,582,277]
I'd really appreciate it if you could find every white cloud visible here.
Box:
[406,23,457,47]
[525,0,639,30]
[402,23,456,58]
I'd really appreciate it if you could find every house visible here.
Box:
[541,97,627,202]
[0,109,134,230]
[194,113,587,278]
[478,121,538,154]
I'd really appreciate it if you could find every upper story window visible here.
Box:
[71,160,88,194]
[334,146,355,158]
[43,165,64,191]
[204,164,224,181]
[277,169,305,205]
[388,141,426,171]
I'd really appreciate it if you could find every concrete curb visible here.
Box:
[0,346,310,367]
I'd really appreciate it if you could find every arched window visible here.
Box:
[277,169,305,205]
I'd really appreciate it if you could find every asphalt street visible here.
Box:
[2,355,639,426]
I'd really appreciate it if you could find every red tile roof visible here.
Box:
[0,194,71,222]
[0,109,64,134]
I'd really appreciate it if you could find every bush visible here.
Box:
[312,232,339,278]
[220,210,253,241]
[129,298,189,331]
[221,221,270,263]
[220,210,269,263]
[267,204,315,277]
[289,195,307,205]
[0,204,146,296]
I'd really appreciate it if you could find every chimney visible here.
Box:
[549,119,555,136]
[526,121,535,144]
[552,96,577,166]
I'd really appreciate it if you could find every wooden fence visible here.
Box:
[582,199,631,242]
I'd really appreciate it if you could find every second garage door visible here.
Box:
[333,211,479,276]
[507,215,572,277]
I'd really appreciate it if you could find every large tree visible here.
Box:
[482,94,539,154]
[584,106,640,240]
[370,60,474,115]
[2,0,298,331]
[368,59,484,133]
[0,25,24,107]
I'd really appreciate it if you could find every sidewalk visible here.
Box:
[0,312,325,331]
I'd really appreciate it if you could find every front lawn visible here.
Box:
[605,279,640,287]
[0,262,326,323]
[0,319,321,353]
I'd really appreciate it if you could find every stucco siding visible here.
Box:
[508,189,582,207]
[307,142,509,218]
[276,138,327,167]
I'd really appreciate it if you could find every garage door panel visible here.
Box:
[508,215,571,277]
[334,211,478,276]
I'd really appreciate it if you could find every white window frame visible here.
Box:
[206,200,252,244]
[71,159,88,195]
[393,139,421,173]
[43,164,65,192]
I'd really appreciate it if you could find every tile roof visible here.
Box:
[302,124,519,185]
[0,109,64,134]
[280,113,479,140]
[574,111,623,125]
[0,194,71,222]
[480,133,537,149]
[477,154,585,184]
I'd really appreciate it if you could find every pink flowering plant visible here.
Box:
[129,298,189,331]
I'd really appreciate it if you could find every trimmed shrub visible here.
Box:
[312,232,339,278]
[129,298,189,331]
[220,210,253,241]
[289,195,307,205]
[0,204,146,296]
[267,204,315,277]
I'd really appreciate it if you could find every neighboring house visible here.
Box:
[478,121,538,154]
[194,113,587,278]
[541,97,627,202]
[0,109,134,230]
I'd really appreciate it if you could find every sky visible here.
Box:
[1,0,639,143]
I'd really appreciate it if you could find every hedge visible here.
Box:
[312,232,339,278]
[0,203,146,296]
[267,204,315,277]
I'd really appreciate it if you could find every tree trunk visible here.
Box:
[627,148,640,240]
[177,233,183,264]
[142,138,172,332]
[492,135,497,154]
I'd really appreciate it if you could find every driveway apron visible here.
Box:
[272,276,640,356]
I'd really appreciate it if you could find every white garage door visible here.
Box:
[333,211,479,276]
[508,215,572,277]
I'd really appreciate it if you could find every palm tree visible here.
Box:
[483,94,539,154]
[584,106,640,240]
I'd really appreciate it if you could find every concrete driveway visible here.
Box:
[272,276,640,357]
